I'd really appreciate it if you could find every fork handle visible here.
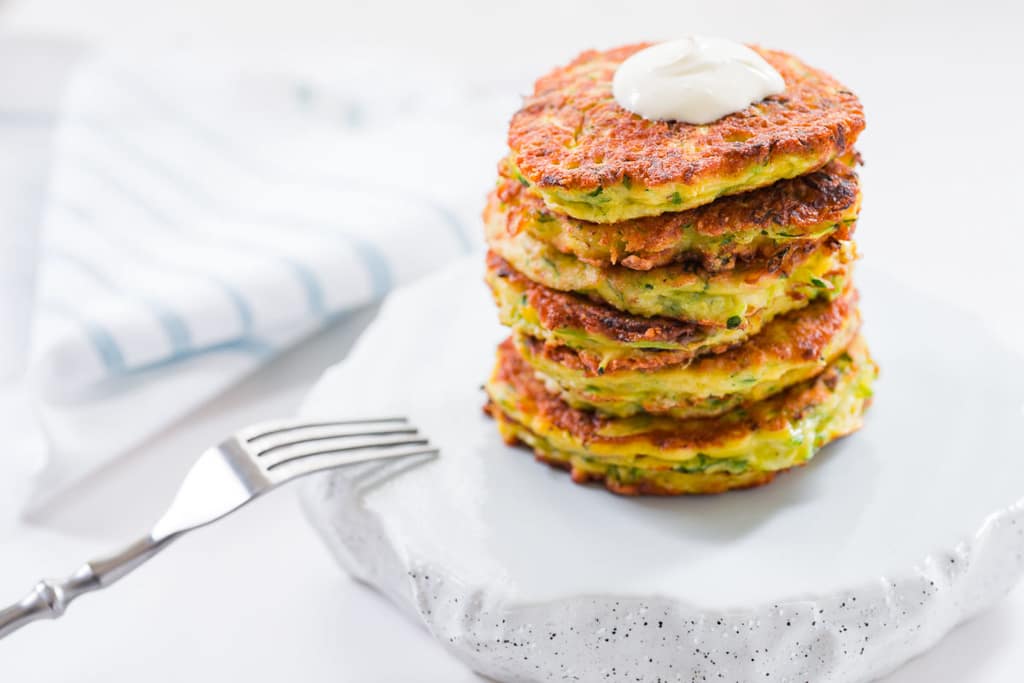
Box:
[0,535,171,639]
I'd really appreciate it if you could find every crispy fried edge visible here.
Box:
[496,159,860,271]
[509,44,864,194]
[488,336,873,453]
[530,286,859,376]
[487,405,780,495]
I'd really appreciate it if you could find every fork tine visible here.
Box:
[237,417,409,443]
[252,426,420,457]
[265,443,439,482]
[255,433,430,468]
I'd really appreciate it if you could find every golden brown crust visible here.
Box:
[483,188,853,327]
[496,159,859,271]
[509,44,864,191]
[486,251,705,346]
[525,426,780,496]
[492,337,850,451]
[488,401,783,495]
[527,286,859,376]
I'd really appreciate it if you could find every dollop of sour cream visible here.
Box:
[612,36,786,124]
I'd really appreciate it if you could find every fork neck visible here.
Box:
[88,534,174,587]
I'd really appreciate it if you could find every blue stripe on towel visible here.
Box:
[106,77,403,302]
[75,126,328,317]
[42,295,271,380]
[47,248,193,354]
[40,299,126,373]
[121,336,276,376]
[284,261,326,316]
[348,237,391,297]
[271,173,473,257]
[73,153,325,322]
[63,158,271,327]
[53,199,257,337]
[232,213,394,299]
[111,72,472,254]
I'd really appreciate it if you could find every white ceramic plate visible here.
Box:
[300,256,1024,682]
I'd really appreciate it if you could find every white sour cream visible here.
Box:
[612,36,786,124]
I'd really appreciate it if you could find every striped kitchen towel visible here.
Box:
[15,48,513,506]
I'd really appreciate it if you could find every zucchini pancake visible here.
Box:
[482,39,876,495]
[514,287,861,420]
[488,336,876,495]
[507,44,864,223]
[494,158,861,272]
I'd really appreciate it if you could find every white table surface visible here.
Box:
[1,1,1023,680]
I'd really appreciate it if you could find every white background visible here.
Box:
[1,0,1023,680]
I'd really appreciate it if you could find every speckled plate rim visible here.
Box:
[302,475,1024,683]
[299,256,1024,683]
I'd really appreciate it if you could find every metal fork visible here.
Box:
[0,417,437,639]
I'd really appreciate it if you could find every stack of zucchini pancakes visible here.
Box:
[483,43,878,495]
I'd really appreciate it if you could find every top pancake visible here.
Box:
[508,43,864,223]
